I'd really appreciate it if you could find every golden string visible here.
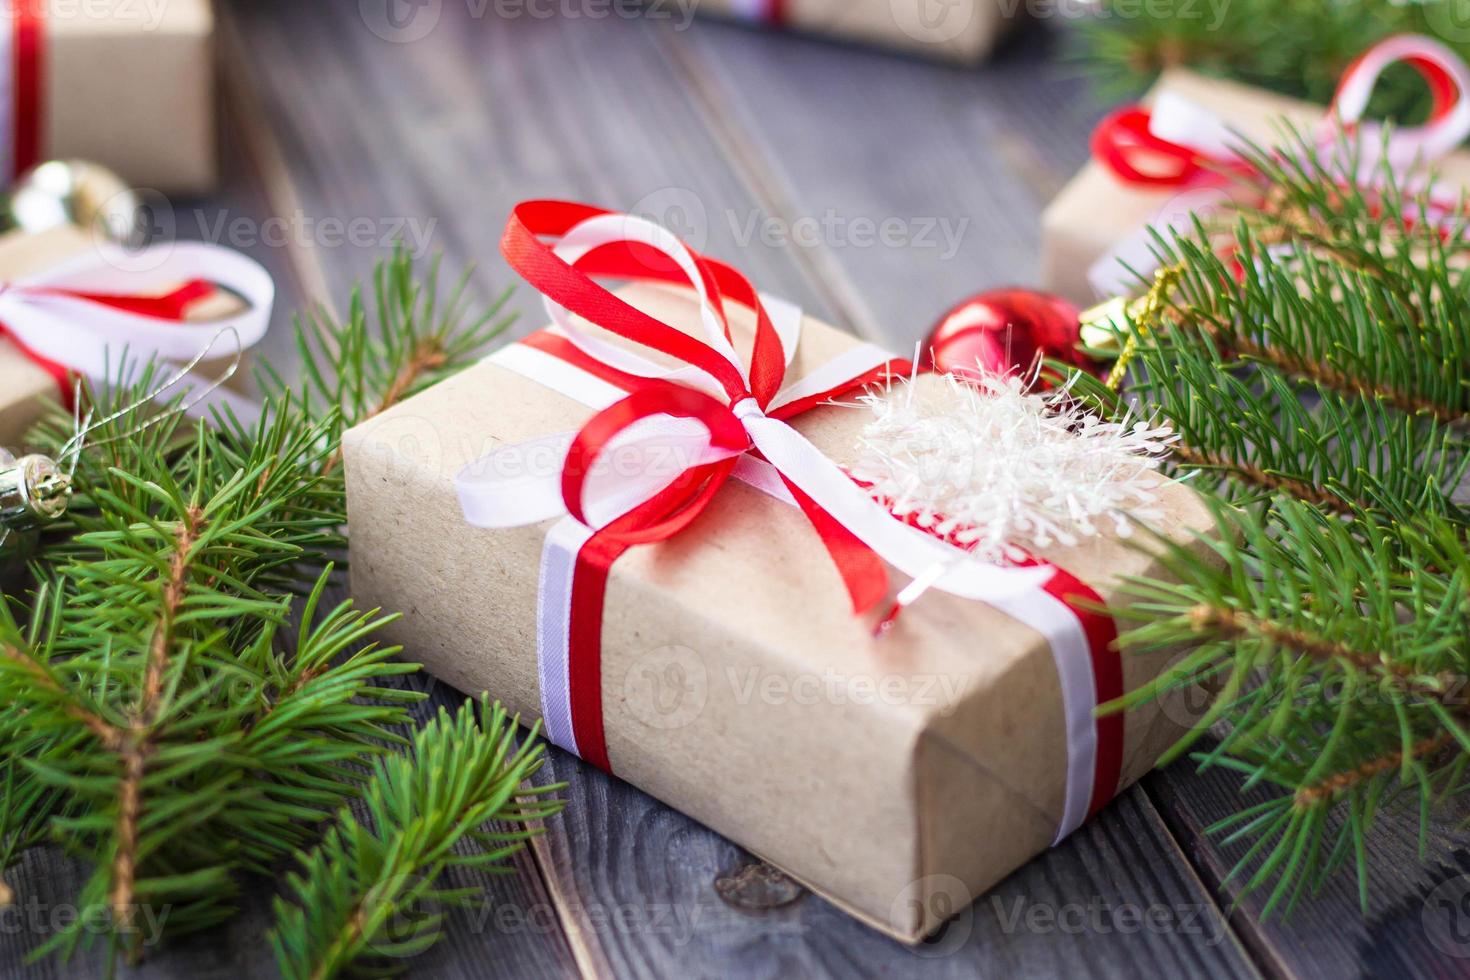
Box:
[1104,264,1184,391]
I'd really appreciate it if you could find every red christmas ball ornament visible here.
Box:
[923,288,1103,386]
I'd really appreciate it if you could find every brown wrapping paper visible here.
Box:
[0,223,247,449]
[695,0,1017,65]
[36,0,215,192]
[343,283,1217,942]
[1041,69,1470,305]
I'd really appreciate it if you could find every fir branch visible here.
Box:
[260,245,515,475]
[268,698,563,980]
[1071,0,1469,118]
[0,248,511,970]
[1110,132,1470,526]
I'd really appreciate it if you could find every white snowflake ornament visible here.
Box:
[851,369,1177,565]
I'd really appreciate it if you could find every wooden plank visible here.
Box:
[208,4,1265,977]
[217,0,841,340]
[532,750,1259,978]
[668,20,1105,349]
[1146,756,1470,980]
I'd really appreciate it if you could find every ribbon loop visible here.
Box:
[0,240,274,420]
[1330,33,1470,164]
[1095,34,1470,192]
[470,201,1053,618]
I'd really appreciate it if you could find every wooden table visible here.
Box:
[4,3,1468,977]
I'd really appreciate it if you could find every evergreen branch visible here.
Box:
[1070,0,1468,119]
[268,698,563,980]
[0,249,508,970]
[1107,134,1470,527]
[1293,730,1457,809]
[260,244,515,475]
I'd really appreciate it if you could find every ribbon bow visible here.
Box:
[1087,33,1470,297]
[0,240,275,419]
[456,201,1052,617]
[1093,34,1470,190]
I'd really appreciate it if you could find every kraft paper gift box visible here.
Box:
[0,223,252,448]
[342,279,1220,942]
[1040,68,1470,305]
[3,0,216,191]
[694,0,1018,65]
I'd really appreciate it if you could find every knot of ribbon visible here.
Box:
[0,240,275,418]
[454,201,1127,838]
[456,200,1054,617]
[1085,33,1470,297]
[1093,33,1470,191]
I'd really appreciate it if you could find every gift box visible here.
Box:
[1041,35,1470,305]
[342,204,1219,942]
[3,0,216,191]
[694,0,1018,65]
[0,222,273,448]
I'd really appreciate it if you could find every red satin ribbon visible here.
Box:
[502,200,901,614]
[1094,46,1463,190]
[12,0,44,180]
[1042,567,1123,819]
[1090,106,1231,189]
[0,279,218,408]
[505,201,1127,817]
[864,483,1126,814]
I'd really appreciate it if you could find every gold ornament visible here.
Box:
[8,160,141,244]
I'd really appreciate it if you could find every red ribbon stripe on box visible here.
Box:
[4,0,45,182]
[456,201,1130,841]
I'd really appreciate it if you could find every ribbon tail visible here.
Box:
[781,475,888,614]
[744,415,1054,603]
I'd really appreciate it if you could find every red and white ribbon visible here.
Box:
[1089,34,1470,296]
[0,240,275,420]
[457,201,1129,842]
[0,1,44,183]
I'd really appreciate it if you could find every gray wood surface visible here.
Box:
[4,2,1468,978]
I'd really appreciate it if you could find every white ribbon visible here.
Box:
[1089,34,1470,298]
[0,241,275,421]
[455,209,1117,842]
[459,212,1053,602]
